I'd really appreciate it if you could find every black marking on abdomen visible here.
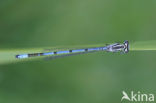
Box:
[69,50,72,53]
[54,52,57,54]
[39,53,44,56]
[28,53,39,57]
[85,48,88,51]
[16,55,19,58]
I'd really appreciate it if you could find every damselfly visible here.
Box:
[15,40,129,59]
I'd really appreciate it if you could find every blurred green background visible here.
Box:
[0,0,156,103]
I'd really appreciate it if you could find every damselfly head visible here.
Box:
[123,40,129,53]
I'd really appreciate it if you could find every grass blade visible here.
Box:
[130,40,156,51]
[1,40,156,65]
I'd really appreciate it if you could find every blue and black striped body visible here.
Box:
[16,47,107,59]
[16,41,129,59]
